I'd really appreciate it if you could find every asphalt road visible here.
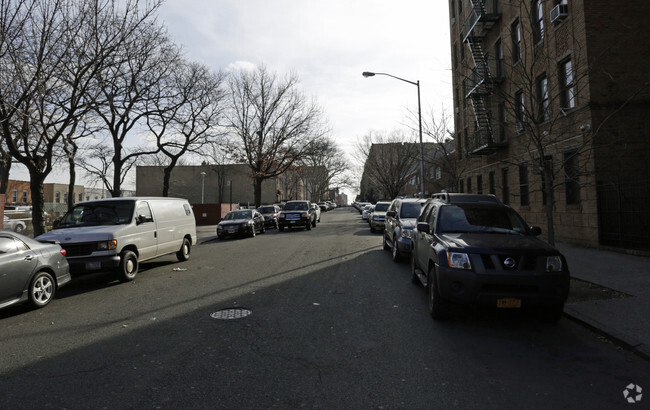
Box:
[1,207,649,409]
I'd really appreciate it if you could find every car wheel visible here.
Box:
[428,267,451,320]
[117,250,139,283]
[312,218,316,227]
[261,224,266,233]
[275,221,279,229]
[392,239,400,262]
[411,253,420,285]
[279,226,284,231]
[306,221,311,231]
[29,271,55,308]
[383,234,390,251]
[250,227,256,238]
[539,304,564,323]
[176,237,191,262]
[218,234,225,240]
[14,224,25,234]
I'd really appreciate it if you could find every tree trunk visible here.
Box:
[111,154,122,198]
[0,152,11,195]
[254,177,263,208]
[29,172,47,237]
[67,156,76,211]
[543,166,556,246]
[162,158,178,197]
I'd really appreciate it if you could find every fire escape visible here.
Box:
[462,1,505,155]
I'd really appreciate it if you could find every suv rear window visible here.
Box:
[374,203,390,212]
[284,202,308,211]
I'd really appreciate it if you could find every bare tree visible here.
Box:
[91,12,178,197]
[356,130,421,200]
[298,137,348,202]
[228,65,327,207]
[421,109,461,192]
[146,61,228,196]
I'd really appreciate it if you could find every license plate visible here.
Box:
[228,229,235,234]
[85,261,101,270]
[290,220,296,224]
[497,298,522,308]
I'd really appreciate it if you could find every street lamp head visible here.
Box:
[200,171,206,176]
[362,71,376,78]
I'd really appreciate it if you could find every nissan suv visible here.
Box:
[410,193,570,322]
[278,200,316,231]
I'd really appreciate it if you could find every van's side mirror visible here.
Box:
[529,226,542,236]
[136,215,148,225]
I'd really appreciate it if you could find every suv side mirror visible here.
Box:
[386,210,396,218]
[416,222,430,235]
[529,226,542,236]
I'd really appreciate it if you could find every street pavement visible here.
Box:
[199,222,650,361]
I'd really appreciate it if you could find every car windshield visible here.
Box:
[224,210,252,220]
[284,202,308,211]
[439,204,528,234]
[374,203,390,212]
[400,202,424,218]
[57,201,135,228]
[258,206,275,213]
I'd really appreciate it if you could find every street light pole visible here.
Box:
[362,71,426,197]
[200,172,206,204]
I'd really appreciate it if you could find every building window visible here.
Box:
[488,171,497,195]
[498,102,506,142]
[78,192,83,202]
[477,174,483,194]
[22,190,28,204]
[515,90,525,131]
[519,164,530,206]
[559,58,575,110]
[11,189,17,203]
[459,179,464,193]
[458,0,462,16]
[435,166,442,180]
[511,19,521,63]
[55,192,61,203]
[533,0,545,43]
[495,39,504,78]
[537,74,549,122]
[501,167,510,205]
[466,177,472,193]
[564,150,581,204]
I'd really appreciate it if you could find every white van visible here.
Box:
[36,197,196,282]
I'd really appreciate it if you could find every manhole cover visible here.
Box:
[210,308,252,320]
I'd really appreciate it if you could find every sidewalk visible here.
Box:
[557,242,650,360]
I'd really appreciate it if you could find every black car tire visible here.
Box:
[411,253,420,285]
[29,271,55,308]
[306,221,311,231]
[250,227,256,238]
[117,250,138,283]
[539,304,564,323]
[383,234,390,251]
[428,267,451,320]
[392,238,400,262]
[218,234,225,240]
[176,237,191,262]
[261,224,266,234]
[311,218,316,228]
[279,226,284,231]
[14,224,24,234]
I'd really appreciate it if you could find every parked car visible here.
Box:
[317,202,328,212]
[410,193,570,321]
[36,197,196,282]
[278,200,316,231]
[257,205,281,229]
[310,203,322,223]
[0,231,71,310]
[2,216,27,233]
[369,201,391,233]
[383,197,427,262]
[361,204,374,221]
[217,209,266,239]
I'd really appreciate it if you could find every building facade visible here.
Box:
[449,0,650,249]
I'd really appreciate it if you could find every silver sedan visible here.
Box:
[0,231,71,311]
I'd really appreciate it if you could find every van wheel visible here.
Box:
[29,271,55,308]
[117,250,138,282]
[176,237,191,262]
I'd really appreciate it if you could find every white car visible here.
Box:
[361,205,374,221]
[3,216,27,233]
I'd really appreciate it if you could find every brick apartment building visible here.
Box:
[449,0,650,249]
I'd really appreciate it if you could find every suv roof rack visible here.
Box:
[431,192,502,205]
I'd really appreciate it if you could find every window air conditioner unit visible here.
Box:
[550,4,568,22]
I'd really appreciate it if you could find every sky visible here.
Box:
[14,0,454,199]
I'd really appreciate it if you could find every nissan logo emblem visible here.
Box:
[503,257,516,269]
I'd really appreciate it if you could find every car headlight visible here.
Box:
[97,240,117,251]
[546,256,563,272]
[401,229,412,239]
[447,252,472,269]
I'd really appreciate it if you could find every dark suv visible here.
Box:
[278,200,316,231]
[383,197,427,262]
[410,193,570,322]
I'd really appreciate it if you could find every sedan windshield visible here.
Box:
[224,210,252,220]
[57,201,135,228]
[439,204,528,234]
